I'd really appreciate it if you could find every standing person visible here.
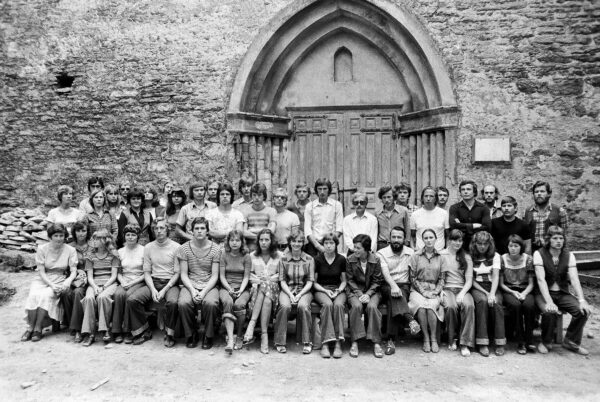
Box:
[118,188,153,247]
[177,217,221,350]
[272,188,300,250]
[313,233,347,358]
[240,183,277,251]
[86,189,118,240]
[81,229,120,346]
[449,180,491,251]
[469,231,505,357]
[408,229,446,353]
[164,187,187,244]
[287,183,311,231]
[119,181,131,204]
[523,181,568,252]
[21,224,77,343]
[78,176,104,214]
[105,185,125,221]
[111,224,146,344]
[304,178,344,257]
[491,196,531,256]
[410,186,449,251]
[206,179,220,204]
[499,235,535,355]
[436,186,450,210]
[205,183,245,245]
[346,234,384,358]
[441,229,475,357]
[159,181,174,208]
[143,186,165,220]
[375,185,410,251]
[481,185,503,219]
[61,221,91,343]
[219,230,252,352]
[126,218,181,347]
[242,229,282,354]
[378,227,420,355]
[534,226,591,355]
[176,182,217,243]
[232,174,254,208]
[45,185,85,240]
[394,182,417,213]
[274,230,315,354]
[343,192,378,254]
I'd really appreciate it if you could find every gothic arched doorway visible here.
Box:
[227,0,459,211]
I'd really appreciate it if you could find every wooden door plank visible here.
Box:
[423,132,430,189]
[436,131,445,187]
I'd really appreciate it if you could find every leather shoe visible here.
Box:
[74,331,83,343]
[82,334,95,347]
[186,332,200,348]
[478,346,490,357]
[562,339,589,356]
[114,334,124,344]
[31,331,43,342]
[320,345,331,358]
[164,335,175,348]
[373,343,384,358]
[202,336,213,350]
[349,342,359,358]
[333,341,343,359]
[384,340,395,355]
[537,342,549,354]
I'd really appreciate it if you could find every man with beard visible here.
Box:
[377,227,420,355]
[481,185,503,219]
[491,196,531,255]
[449,180,491,251]
[523,181,568,252]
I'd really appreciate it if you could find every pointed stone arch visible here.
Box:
[227,0,460,204]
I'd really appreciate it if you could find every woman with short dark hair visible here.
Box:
[118,188,153,247]
[205,183,245,244]
[21,224,77,342]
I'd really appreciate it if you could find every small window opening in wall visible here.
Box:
[334,47,353,82]
[55,73,74,94]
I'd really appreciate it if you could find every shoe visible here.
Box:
[276,345,287,354]
[31,331,43,342]
[422,341,431,353]
[132,335,146,346]
[448,340,458,351]
[234,336,243,350]
[124,334,133,344]
[495,346,505,356]
[186,332,200,348]
[537,342,549,354]
[333,341,343,359]
[349,342,359,358]
[478,346,489,357]
[225,337,234,355]
[164,335,175,348]
[52,320,61,333]
[302,343,312,354]
[517,344,527,355]
[260,333,269,354]
[102,332,113,343]
[562,339,590,356]
[526,344,537,353]
[21,330,33,342]
[142,329,153,341]
[431,341,439,353]
[408,320,421,335]
[320,344,331,358]
[202,336,214,350]
[74,331,83,343]
[373,343,383,358]
[460,346,471,357]
[114,334,124,344]
[82,335,95,347]
[384,339,396,355]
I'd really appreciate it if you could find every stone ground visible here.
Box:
[1,271,600,401]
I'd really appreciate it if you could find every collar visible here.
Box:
[532,203,553,212]
[379,245,414,258]
[313,198,335,207]
[416,248,441,257]
[347,252,378,264]
[376,205,404,215]
[191,201,208,209]
[460,200,483,209]
[284,252,309,262]
[350,212,369,220]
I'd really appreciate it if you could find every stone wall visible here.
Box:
[1,0,599,248]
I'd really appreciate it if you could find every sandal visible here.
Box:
[31,331,43,342]
[431,341,439,353]
[82,334,95,347]
[349,342,359,358]
[276,345,287,354]
[114,333,124,344]
[102,332,113,343]
[422,341,431,353]
[21,330,33,342]
[302,343,312,354]
[233,336,244,350]
[260,333,269,354]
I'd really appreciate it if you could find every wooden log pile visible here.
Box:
[0,208,47,253]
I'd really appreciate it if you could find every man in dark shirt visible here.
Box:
[449,180,490,250]
[491,196,531,255]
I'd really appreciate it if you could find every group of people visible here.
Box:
[21,175,592,359]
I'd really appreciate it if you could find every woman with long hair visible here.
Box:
[534,225,591,355]
[105,184,125,220]
[242,228,282,354]
[469,231,505,357]
[441,229,475,357]
[164,186,187,244]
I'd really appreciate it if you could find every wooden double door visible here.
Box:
[288,108,447,214]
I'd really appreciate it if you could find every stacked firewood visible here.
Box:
[0,208,47,253]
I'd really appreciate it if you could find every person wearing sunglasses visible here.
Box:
[342,192,377,255]
[78,176,104,214]
[272,188,300,251]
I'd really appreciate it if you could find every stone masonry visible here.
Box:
[1,0,599,249]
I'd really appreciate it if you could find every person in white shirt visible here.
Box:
[232,173,254,208]
[304,178,344,257]
[78,176,104,214]
[343,192,377,254]
[272,188,300,250]
[410,186,449,251]
[205,183,245,244]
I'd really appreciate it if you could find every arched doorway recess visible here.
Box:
[227,0,459,210]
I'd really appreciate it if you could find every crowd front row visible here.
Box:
[22,219,591,358]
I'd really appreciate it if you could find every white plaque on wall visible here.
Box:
[473,137,511,163]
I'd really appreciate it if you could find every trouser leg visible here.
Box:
[554,291,588,346]
[177,287,197,339]
[471,288,489,346]
[297,293,313,344]
[492,291,506,346]
[503,291,524,343]
[274,292,292,346]
[460,293,475,348]
[365,293,382,343]
[444,289,459,342]
[201,288,220,338]
[97,284,117,332]
[81,286,97,335]
[347,294,366,341]
[127,285,152,337]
